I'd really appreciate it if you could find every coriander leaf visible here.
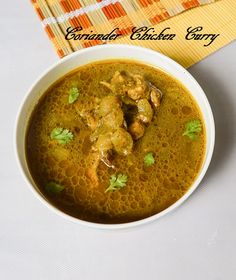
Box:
[144,152,155,166]
[183,119,202,140]
[105,173,128,193]
[50,127,73,144]
[45,182,64,194]
[68,87,80,104]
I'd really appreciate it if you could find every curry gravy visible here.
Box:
[26,60,205,223]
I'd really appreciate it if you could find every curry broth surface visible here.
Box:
[26,60,205,223]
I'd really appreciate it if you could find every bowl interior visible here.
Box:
[16,45,215,229]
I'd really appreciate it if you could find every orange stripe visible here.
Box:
[60,0,72,12]
[114,3,127,17]
[69,0,93,28]
[110,4,119,18]
[36,7,45,20]
[102,6,113,20]
[163,11,170,18]
[192,0,200,6]
[57,49,65,58]
[82,14,92,28]
[102,3,126,20]
[182,0,199,9]
[78,14,91,29]
[70,0,82,9]
[83,42,91,48]
[69,17,78,27]
[62,0,92,29]
[119,26,133,35]
[182,2,190,9]
[45,25,55,38]
[150,14,161,24]
[96,1,122,20]
[66,1,83,27]
[139,0,149,7]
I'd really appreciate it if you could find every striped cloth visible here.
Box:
[31,0,236,67]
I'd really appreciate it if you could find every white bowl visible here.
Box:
[15,44,215,229]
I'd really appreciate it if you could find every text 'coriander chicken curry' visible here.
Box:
[26,60,205,223]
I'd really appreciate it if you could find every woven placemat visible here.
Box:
[31,0,236,67]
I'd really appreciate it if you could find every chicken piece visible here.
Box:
[93,133,113,154]
[128,120,145,140]
[127,74,147,101]
[87,95,124,143]
[111,71,125,84]
[137,99,153,124]
[90,124,110,142]
[92,133,114,168]
[100,71,125,93]
[82,112,97,130]
[75,99,99,131]
[100,71,147,100]
[97,95,124,130]
[102,107,124,130]
[127,86,146,101]
[98,96,121,117]
[111,128,133,156]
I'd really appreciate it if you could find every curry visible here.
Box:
[26,60,205,223]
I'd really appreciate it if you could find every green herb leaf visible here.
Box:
[105,174,128,193]
[68,87,80,104]
[144,152,155,166]
[50,127,73,144]
[45,182,64,194]
[183,120,202,140]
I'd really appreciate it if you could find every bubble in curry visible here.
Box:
[26,60,205,223]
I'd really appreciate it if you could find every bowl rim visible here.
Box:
[14,44,215,230]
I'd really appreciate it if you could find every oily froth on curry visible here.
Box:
[26,60,205,224]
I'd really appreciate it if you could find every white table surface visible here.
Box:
[0,2,236,280]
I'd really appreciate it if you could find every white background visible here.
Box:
[0,2,236,280]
